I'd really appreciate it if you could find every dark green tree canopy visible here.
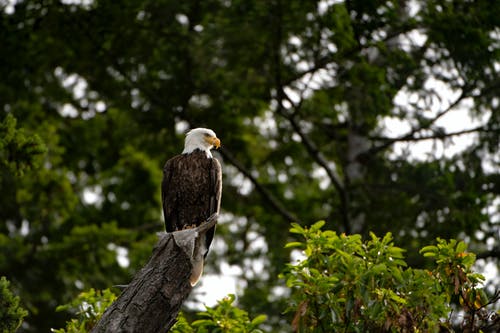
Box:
[1,0,498,331]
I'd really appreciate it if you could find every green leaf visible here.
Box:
[285,242,304,249]
[335,249,352,261]
[250,314,267,326]
[323,230,337,238]
[191,319,213,326]
[455,241,467,254]
[420,245,438,255]
[372,263,387,274]
[388,246,406,259]
[392,259,408,267]
[390,267,404,283]
[310,220,326,231]
[290,223,306,234]
[388,291,407,305]
[461,253,476,268]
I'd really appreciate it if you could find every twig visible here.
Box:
[277,91,351,233]
[218,147,300,224]
[269,0,350,232]
[476,247,500,260]
[363,87,471,157]
[369,125,488,143]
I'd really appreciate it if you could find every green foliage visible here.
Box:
[49,290,265,333]
[52,224,497,332]
[169,312,195,333]
[0,113,46,176]
[0,276,28,333]
[281,222,494,332]
[172,294,267,333]
[51,289,116,333]
[419,239,496,331]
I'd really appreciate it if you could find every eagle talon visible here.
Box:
[181,224,197,230]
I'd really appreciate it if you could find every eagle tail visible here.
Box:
[189,258,204,286]
[189,237,208,286]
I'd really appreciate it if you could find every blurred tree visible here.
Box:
[51,288,116,333]
[0,0,498,331]
[0,276,28,333]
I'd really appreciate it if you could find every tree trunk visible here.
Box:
[91,214,218,333]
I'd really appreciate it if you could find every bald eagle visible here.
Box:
[162,128,222,286]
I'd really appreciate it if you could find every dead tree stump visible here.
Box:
[91,214,218,333]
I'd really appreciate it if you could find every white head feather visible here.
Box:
[182,128,220,157]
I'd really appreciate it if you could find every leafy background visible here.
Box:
[0,0,498,332]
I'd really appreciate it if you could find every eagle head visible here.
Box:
[182,128,221,157]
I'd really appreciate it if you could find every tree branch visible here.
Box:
[369,125,488,143]
[280,102,345,194]
[277,90,351,233]
[218,146,300,224]
[362,87,471,158]
[476,247,500,260]
[269,0,350,232]
[91,215,218,333]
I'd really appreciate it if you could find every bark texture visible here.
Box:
[91,214,218,333]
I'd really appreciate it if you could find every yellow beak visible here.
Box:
[206,136,221,149]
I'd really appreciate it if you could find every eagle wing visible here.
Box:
[161,152,222,252]
[161,156,179,233]
[205,157,222,252]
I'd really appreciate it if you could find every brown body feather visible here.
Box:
[161,149,222,255]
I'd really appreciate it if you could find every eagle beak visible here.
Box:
[206,136,221,149]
